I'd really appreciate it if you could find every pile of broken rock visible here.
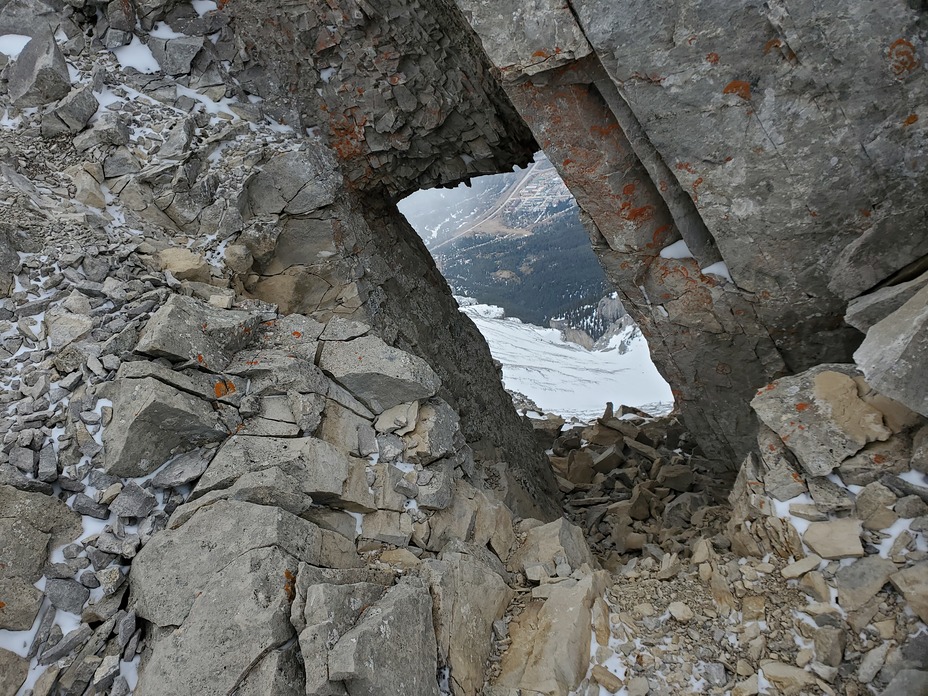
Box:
[0,219,605,696]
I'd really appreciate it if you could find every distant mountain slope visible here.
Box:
[400,154,620,339]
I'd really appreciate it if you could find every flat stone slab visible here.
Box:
[130,500,361,628]
[136,294,261,371]
[135,547,296,696]
[891,561,928,623]
[103,377,226,477]
[751,364,891,476]
[191,435,376,512]
[802,518,864,560]
[835,556,896,611]
[318,335,440,414]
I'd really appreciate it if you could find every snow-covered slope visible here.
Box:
[459,299,674,421]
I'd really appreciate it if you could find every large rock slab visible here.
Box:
[891,561,928,623]
[845,271,928,333]
[751,365,891,476]
[318,335,440,413]
[8,32,70,106]
[130,500,360,628]
[0,485,82,630]
[803,519,864,560]
[190,435,376,512]
[327,580,441,696]
[136,294,261,371]
[493,571,609,695]
[135,546,298,696]
[422,549,514,696]
[103,377,226,477]
[835,556,896,611]
[510,517,596,578]
[855,284,928,418]
[245,148,340,217]
[296,581,387,695]
[0,647,28,696]
[452,0,592,79]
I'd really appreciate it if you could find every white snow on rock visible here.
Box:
[459,300,673,420]
[112,37,160,74]
[0,34,31,58]
[659,239,694,260]
[701,261,734,283]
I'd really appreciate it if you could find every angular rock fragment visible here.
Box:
[8,32,70,106]
[835,556,896,611]
[422,550,514,696]
[855,284,928,417]
[327,580,441,696]
[319,335,440,413]
[135,547,298,696]
[136,294,261,371]
[494,571,609,694]
[802,519,863,560]
[890,561,928,623]
[510,517,595,578]
[103,377,226,477]
[191,435,376,512]
[751,365,891,476]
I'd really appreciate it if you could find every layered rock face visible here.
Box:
[453,0,928,464]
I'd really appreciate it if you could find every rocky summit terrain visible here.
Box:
[1,1,928,696]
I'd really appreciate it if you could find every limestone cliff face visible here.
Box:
[453,0,928,465]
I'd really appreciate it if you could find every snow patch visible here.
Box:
[659,239,694,260]
[460,301,673,420]
[112,37,160,74]
[0,34,30,59]
[701,261,733,283]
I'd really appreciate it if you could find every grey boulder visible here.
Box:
[855,284,928,418]
[8,32,70,107]
[103,377,226,477]
[319,335,441,413]
[751,365,891,476]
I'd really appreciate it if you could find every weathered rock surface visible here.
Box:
[422,548,514,696]
[318,335,441,413]
[751,366,891,476]
[136,294,261,371]
[327,580,441,696]
[8,32,70,107]
[855,284,928,418]
[131,501,360,628]
[103,377,226,476]
[0,486,82,630]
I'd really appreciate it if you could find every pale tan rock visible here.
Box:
[668,601,693,622]
[732,674,759,696]
[380,548,421,567]
[493,571,609,695]
[158,247,211,284]
[802,519,863,559]
[781,554,822,579]
[742,595,765,622]
[890,561,928,623]
[760,661,816,694]
[591,664,623,693]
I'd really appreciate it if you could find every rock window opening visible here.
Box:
[398,152,673,424]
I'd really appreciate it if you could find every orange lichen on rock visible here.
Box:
[904,113,919,126]
[214,380,236,398]
[723,80,752,100]
[795,402,809,412]
[706,52,720,64]
[284,569,296,603]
